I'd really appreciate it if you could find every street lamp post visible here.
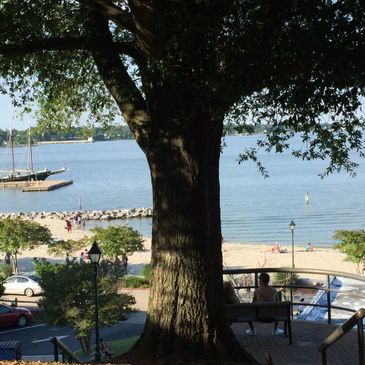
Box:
[288,220,296,318]
[289,220,296,268]
[88,241,102,363]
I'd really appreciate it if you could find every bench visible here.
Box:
[226,301,292,344]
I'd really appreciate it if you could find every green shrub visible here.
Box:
[139,264,151,279]
[273,272,300,289]
[0,264,13,281]
[120,275,149,288]
[273,272,300,301]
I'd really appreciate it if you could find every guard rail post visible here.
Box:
[327,275,331,324]
[322,350,327,365]
[357,317,364,365]
[51,337,59,362]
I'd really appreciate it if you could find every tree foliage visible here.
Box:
[91,225,144,260]
[35,260,135,354]
[333,230,365,273]
[1,1,365,363]
[0,2,363,173]
[47,238,86,257]
[0,218,52,274]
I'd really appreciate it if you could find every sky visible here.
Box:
[0,94,31,130]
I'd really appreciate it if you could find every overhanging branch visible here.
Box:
[0,36,141,61]
[84,7,150,150]
[89,0,135,33]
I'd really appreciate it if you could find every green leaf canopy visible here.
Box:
[91,225,144,259]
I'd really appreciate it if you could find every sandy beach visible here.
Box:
[14,218,358,276]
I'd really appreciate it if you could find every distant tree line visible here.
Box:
[224,122,332,136]
[1,122,334,146]
[0,125,133,146]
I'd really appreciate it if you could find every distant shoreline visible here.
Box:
[37,139,93,145]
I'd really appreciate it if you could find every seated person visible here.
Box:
[305,242,313,252]
[246,272,284,336]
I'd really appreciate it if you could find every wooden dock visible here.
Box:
[0,180,73,192]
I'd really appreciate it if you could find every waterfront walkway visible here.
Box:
[123,289,359,364]
[234,320,359,365]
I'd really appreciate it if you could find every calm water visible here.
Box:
[1,136,365,246]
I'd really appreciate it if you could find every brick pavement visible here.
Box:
[233,320,360,365]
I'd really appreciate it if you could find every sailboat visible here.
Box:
[0,129,66,183]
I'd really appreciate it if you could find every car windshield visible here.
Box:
[29,275,41,283]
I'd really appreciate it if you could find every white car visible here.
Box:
[3,275,43,297]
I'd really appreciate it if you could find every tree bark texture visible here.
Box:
[128,100,257,363]
[87,7,257,361]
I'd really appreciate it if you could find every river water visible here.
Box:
[1,136,364,246]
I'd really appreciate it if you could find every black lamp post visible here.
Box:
[289,220,296,268]
[88,241,102,362]
[289,220,296,317]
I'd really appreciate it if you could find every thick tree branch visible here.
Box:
[84,8,151,150]
[88,0,135,33]
[0,36,141,61]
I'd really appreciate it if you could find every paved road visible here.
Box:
[0,312,146,358]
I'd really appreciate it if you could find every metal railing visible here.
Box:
[51,336,82,363]
[318,308,365,365]
[223,267,365,324]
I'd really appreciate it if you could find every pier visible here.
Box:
[0,180,73,192]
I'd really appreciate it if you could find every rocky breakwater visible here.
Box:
[0,207,153,221]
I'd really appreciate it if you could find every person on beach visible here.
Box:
[305,242,314,252]
[99,338,112,360]
[65,220,72,233]
[246,272,284,336]
[76,215,82,229]
[267,242,288,254]
[121,254,128,273]
[4,251,11,265]
[268,242,281,253]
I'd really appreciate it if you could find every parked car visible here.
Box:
[3,275,43,297]
[0,303,32,327]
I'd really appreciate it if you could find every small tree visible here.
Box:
[273,272,300,300]
[0,265,13,281]
[0,218,52,274]
[333,230,365,274]
[91,225,144,262]
[36,260,135,354]
[47,238,86,258]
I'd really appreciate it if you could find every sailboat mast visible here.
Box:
[9,130,15,172]
[28,128,34,173]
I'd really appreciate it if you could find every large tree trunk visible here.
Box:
[128,107,257,364]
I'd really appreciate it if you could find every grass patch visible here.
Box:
[120,275,149,288]
[139,264,151,279]
[74,336,139,362]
